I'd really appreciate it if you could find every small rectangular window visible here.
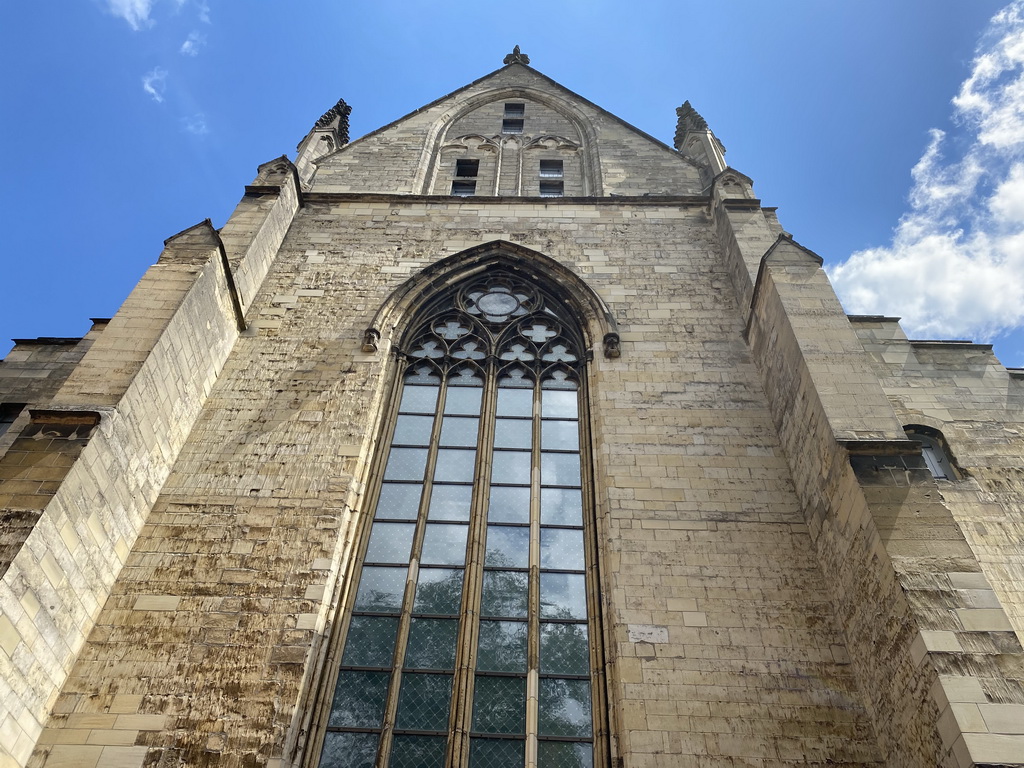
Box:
[539,159,563,178]
[504,103,525,118]
[539,180,564,197]
[455,159,479,178]
[502,119,524,135]
[452,180,477,197]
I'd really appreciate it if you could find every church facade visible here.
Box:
[2,51,1024,768]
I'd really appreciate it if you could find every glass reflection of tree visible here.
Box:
[414,569,464,615]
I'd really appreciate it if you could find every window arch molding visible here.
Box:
[361,241,620,362]
[417,88,603,196]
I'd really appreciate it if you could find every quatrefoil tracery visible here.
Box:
[403,274,583,384]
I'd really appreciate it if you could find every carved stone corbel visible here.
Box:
[362,327,381,353]
[603,332,621,359]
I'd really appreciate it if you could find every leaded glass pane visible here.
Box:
[428,484,473,521]
[319,731,378,768]
[472,675,526,734]
[393,414,434,446]
[541,390,578,419]
[449,367,484,388]
[542,420,579,450]
[384,448,428,481]
[521,322,557,344]
[541,343,577,363]
[485,525,529,568]
[495,418,532,449]
[539,679,592,737]
[477,620,527,673]
[541,528,585,571]
[365,522,415,563]
[342,616,399,667]
[499,342,535,362]
[540,623,590,675]
[444,386,482,415]
[469,738,524,768]
[434,319,470,339]
[439,416,479,447]
[496,387,533,417]
[421,523,469,565]
[537,741,593,768]
[354,567,407,612]
[434,448,477,483]
[396,673,453,731]
[540,573,587,619]
[491,450,531,485]
[543,370,578,391]
[452,338,487,360]
[405,618,459,670]
[399,385,438,415]
[488,486,530,524]
[375,484,422,520]
[498,367,534,389]
[414,568,463,615]
[481,570,528,618]
[541,452,581,487]
[389,735,447,768]
[541,488,583,526]
[328,670,390,727]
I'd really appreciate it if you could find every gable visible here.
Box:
[310,63,703,197]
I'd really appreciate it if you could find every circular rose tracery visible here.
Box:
[476,290,520,319]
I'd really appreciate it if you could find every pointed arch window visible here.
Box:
[315,271,603,768]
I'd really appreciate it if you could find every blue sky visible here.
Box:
[3,1,1023,366]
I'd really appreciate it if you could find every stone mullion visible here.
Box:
[525,373,542,768]
[376,374,449,768]
[578,370,611,768]
[446,354,497,768]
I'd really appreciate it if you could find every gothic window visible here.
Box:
[317,271,601,768]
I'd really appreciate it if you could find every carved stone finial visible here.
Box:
[315,98,352,144]
[674,100,708,147]
[503,45,530,65]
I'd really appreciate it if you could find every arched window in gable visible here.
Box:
[315,269,605,768]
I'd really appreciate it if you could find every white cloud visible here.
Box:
[829,1,1024,342]
[106,0,155,30]
[197,1,211,23]
[142,67,168,103]
[181,114,208,135]
[180,30,206,56]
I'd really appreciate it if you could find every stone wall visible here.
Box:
[2,164,300,767]
[738,228,1024,765]
[28,196,886,767]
